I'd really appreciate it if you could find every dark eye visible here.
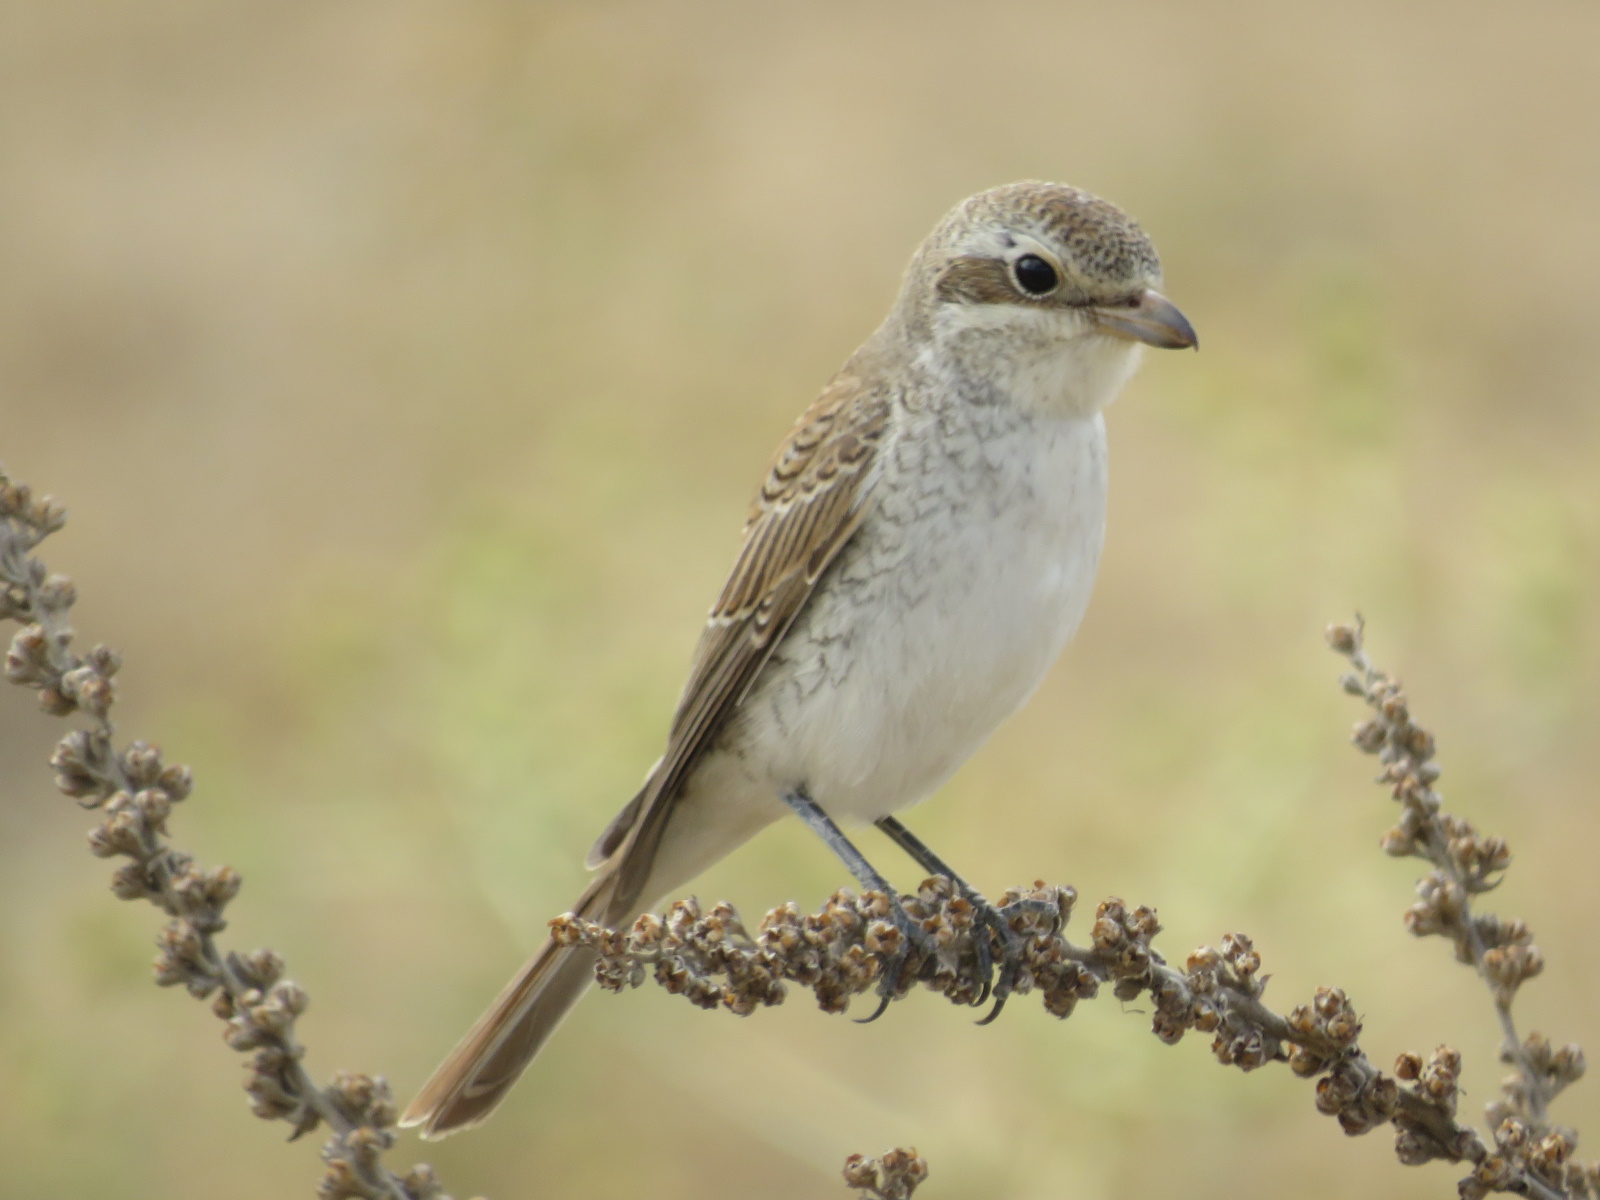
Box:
[1012,254,1058,296]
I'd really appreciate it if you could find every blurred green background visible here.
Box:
[2,2,1598,1197]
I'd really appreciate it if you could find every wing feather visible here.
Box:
[591,371,891,917]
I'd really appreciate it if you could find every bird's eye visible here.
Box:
[1012,254,1059,296]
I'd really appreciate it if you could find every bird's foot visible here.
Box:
[855,893,937,1024]
[970,892,1061,1025]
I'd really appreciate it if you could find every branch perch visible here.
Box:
[5,458,1594,1200]
[1329,618,1593,1197]
[0,467,468,1200]
[547,625,1595,1199]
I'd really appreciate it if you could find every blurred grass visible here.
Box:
[2,1,1598,1197]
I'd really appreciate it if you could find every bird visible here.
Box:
[401,180,1196,1138]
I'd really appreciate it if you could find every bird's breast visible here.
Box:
[741,406,1108,822]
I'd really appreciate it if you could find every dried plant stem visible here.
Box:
[546,625,1597,1200]
[0,467,467,1200]
[1330,618,1592,1197]
[555,884,1487,1189]
[7,458,1592,1200]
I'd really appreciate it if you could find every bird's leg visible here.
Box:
[873,814,969,888]
[874,815,996,1004]
[779,789,934,1022]
[874,815,1059,1024]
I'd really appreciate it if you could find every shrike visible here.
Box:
[402,180,1196,1138]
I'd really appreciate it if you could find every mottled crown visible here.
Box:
[912,181,1162,313]
[861,181,1170,361]
[982,181,1157,285]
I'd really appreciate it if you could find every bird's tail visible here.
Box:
[399,867,619,1139]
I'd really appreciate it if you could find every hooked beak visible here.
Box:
[1093,289,1198,350]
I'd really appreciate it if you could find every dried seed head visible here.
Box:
[1325,623,1359,655]
[109,860,153,901]
[157,763,194,801]
[121,741,165,788]
[36,573,77,612]
[1352,718,1387,753]
[1394,1125,1436,1166]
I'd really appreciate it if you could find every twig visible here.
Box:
[1329,618,1594,1199]
[8,457,1591,1200]
[554,883,1482,1186]
[0,466,469,1200]
[548,625,1597,1200]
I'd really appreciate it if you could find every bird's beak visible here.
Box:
[1093,289,1198,350]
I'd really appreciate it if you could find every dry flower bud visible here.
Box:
[1090,916,1123,949]
[236,948,286,989]
[270,980,310,1017]
[50,728,107,800]
[1404,726,1435,759]
[1220,932,1260,978]
[150,765,191,803]
[225,1017,265,1049]
[1378,827,1415,857]
[550,913,591,945]
[1531,1131,1573,1171]
[201,864,242,907]
[1288,1045,1325,1077]
[31,496,67,532]
[842,1154,876,1188]
[1450,1127,1486,1162]
[88,809,145,858]
[1326,623,1358,654]
[36,573,77,611]
[133,787,172,827]
[1314,1075,1343,1115]
[109,860,153,900]
[1186,946,1220,974]
[1394,1125,1435,1165]
[1552,1042,1585,1082]
[317,1158,363,1200]
[37,686,74,715]
[1495,1117,1529,1151]
[1352,718,1386,753]
[122,741,165,787]
[399,1165,444,1200]
[1126,905,1160,937]
[842,1147,927,1200]
[5,623,48,684]
[1367,1073,1398,1116]
[85,643,121,677]
[1471,1155,1514,1193]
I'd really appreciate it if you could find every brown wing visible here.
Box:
[591,371,892,915]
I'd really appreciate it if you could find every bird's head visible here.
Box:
[892,181,1195,416]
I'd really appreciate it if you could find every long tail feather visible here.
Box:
[400,868,618,1139]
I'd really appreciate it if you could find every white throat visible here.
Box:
[925,303,1146,420]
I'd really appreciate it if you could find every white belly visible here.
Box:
[742,407,1108,823]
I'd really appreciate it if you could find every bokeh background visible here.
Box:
[3,2,1598,1197]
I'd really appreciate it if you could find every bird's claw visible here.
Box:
[855,897,935,1024]
[970,894,1059,1025]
